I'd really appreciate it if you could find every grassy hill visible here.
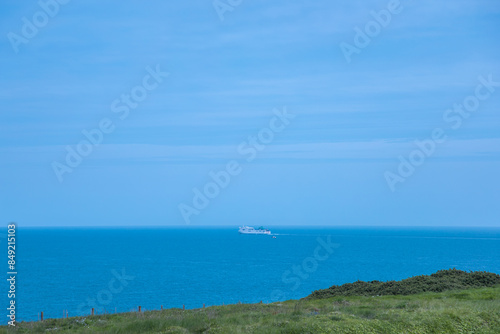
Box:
[3,269,500,334]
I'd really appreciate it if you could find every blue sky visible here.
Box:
[1,0,499,227]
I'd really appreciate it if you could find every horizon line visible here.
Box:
[11,225,500,229]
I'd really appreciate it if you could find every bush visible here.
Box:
[307,269,500,299]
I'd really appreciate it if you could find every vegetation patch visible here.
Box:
[307,268,500,299]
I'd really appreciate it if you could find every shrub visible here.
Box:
[307,269,500,299]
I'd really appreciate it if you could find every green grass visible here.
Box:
[3,269,500,333]
[2,286,499,334]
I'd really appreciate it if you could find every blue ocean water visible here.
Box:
[6,226,500,323]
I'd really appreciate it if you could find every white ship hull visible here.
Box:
[238,226,271,235]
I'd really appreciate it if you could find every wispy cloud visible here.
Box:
[2,138,499,168]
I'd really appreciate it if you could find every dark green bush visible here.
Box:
[307,268,500,299]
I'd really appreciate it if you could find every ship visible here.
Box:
[238,225,271,235]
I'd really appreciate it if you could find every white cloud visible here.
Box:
[2,138,499,167]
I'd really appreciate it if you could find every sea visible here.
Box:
[5,226,500,323]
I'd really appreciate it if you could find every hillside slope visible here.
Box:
[3,269,500,334]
